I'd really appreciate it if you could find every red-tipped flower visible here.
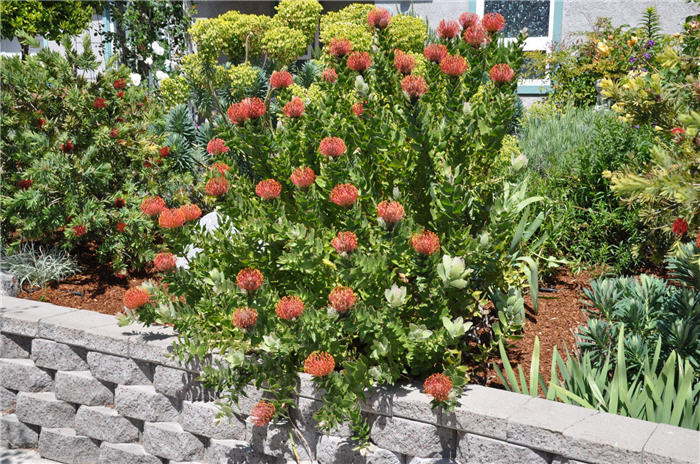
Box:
[72,224,87,237]
[464,24,489,47]
[347,52,373,72]
[210,162,230,176]
[437,19,460,39]
[227,97,266,125]
[424,373,453,401]
[158,208,186,229]
[93,98,106,109]
[283,97,305,118]
[123,287,150,310]
[459,12,480,29]
[290,167,316,188]
[394,49,416,74]
[159,146,171,157]
[116,222,127,232]
[304,351,336,377]
[377,200,405,225]
[489,63,515,84]
[331,231,358,254]
[329,286,356,313]
[237,268,264,292]
[110,129,120,138]
[270,70,293,89]
[670,127,685,136]
[322,68,338,83]
[117,91,124,98]
[401,75,428,99]
[672,218,688,236]
[250,401,275,427]
[179,204,202,222]
[205,177,230,197]
[440,55,468,76]
[141,196,166,216]
[255,179,282,200]
[232,307,258,329]
[424,43,448,63]
[352,102,365,116]
[319,137,347,159]
[37,118,47,129]
[482,12,505,32]
[18,179,32,190]
[154,252,177,272]
[367,7,391,29]
[411,230,440,255]
[207,138,230,155]
[61,139,74,153]
[114,197,125,208]
[113,78,127,90]
[275,296,305,320]
[330,183,359,207]
[328,37,353,57]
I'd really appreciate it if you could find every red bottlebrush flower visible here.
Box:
[244,97,266,119]
[672,217,688,236]
[489,63,515,84]
[459,12,480,29]
[179,203,202,222]
[330,183,359,207]
[270,70,294,89]
[93,97,107,109]
[464,24,489,47]
[250,401,275,427]
[304,351,336,377]
[424,44,448,63]
[670,127,685,135]
[160,146,171,157]
[347,52,373,72]
[114,197,125,208]
[329,286,356,313]
[377,200,405,225]
[394,49,416,74]
[158,208,186,229]
[232,307,258,329]
[113,78,127,90]
[141,196,166,216]
[210,162,230,176]
[116,222,127,232]
[283,97,305,118]
[290,167,316,188]
[275,296,305,320]
[237,268,264,292]
[319,137,347,159]
[72,224,87,237]
[482,12,505,32]
[18,179,32,190]
[207,138,230,155]
[322,68,338,83]
[37,118,47,129]
[411,230,440,255]
[440,55,468,76]
[401,75,428,99]
[367,7,391,29]
[205,177,230,197]
[123,287,150,310]
[116,116,125,123]
[110,128,120,138]
[154,252,177,272]
[331,231,358,254]
[255,179,282,200]
[437,19,461,39]
[328,37,353,57]
[61,139,74,153]
[424,373,453,401]
[117,91,124,98]
[352,102,365,116]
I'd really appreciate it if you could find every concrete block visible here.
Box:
[247,420,315,461]
[32,339,88,371]
[87,351,151,385]
[142,421,206,461]
[180,400,246,440]
[207,439,281,464]
[38,309,131,356]
[393,383,441,425]
[38,427,100,464]
[55,370,113,406]
[406,458,458,464]
[230,383,266,416]
[75,405,140,443]
[0,358,53,392]
[1,413,39,448]
[643,423,700,464]
[1,385,17,411]
[115,385,179,422]
[127,325,179,367]
[361,384,393,416]
[99,442,162,464]
[457,433,551,464]
[154,365,213,400]
[0,271,20,297]
[298,372,325,399]
[16,391,76,428]
[316,435,403,464]
[0,448,61,463]
[0,297,75,337]
[551,458,590,464]
[296,397,352,438]
[370,415,454,459]
[0,333,31,358]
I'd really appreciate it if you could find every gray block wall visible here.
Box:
[1,296,698,464]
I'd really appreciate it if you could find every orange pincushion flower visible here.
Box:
[158,208,186,229]
[232,307,258,329]
[18,179,33,190]
[275,296,305,320]
[347,52,372,72]
[331,231,358,254]
[243,97,266,118]
[322,68,338,83]
[210,162,230,176]
[437,19,460,39]
[367,7,391,29]
[227,97,266,125]
[401,75,428,99]
[394,49,416,74]
[489,63,515,84]
[154,252,177,272]
[459,12,480,29]
[411,230,440,255]
[205,177,230,197]
[424,44,448,63]
[352,102,365,116]
[377,200,405,225]
[270,70,293,89]
[319,137,347,159]
[255,179,282,200]
[227,102,249,125]
[329,286,356,313]
[330,183,359,207]
[73,225,87,237]
[123,287,150,310]
[141,196,166,216]
[440,55,468,76]
[304,351,335,377]
[237,268,264,292]
[482,12,505,32]
[464,25,489,47]
[672,218,688,236]
[328,37,353,57]
[283,97,305,118]
[113,78,127,90]
[250,401,275,427]
[290,167,316,188]
[179,203,202,222]
[424,373,453,401]
[207,138,229,155]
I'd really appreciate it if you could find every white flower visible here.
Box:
[164,59,172,69]
[151,41,165,56]
[155,70,168,81]
[512,154,528,171]
[384,284,407,308]
[129,73,141,86]
[144,57,153,66]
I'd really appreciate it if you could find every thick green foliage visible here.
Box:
[0,1,95,45]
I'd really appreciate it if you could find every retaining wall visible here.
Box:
[1,296,698,464]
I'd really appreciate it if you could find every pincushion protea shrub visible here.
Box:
[134,7,541,443]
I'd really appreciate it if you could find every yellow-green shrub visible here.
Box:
[274,0,323,40]
[319,3,373,51]
[262,22,309,65]
[159,75,190,108]
[387,15,427,53]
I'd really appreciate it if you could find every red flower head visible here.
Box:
[154,252,177,272]
[290,167,316,188]
[179,203,202,222]
[250,401,275,427]
[672,217,688,236]
[270,70,294,89]
[329,286,356,313]
[118,139,127,146]
[347,51,373,72]
[275,296,305,320]
[227,102,248,125]
[141,196,166,216]
[489,63,515,84]
[437,19,461,39]
[158,208,186,229]
[401,75,428,99]
[113,78,127,90]
[72,224,87,237]
[319,137,347,159]
[237,268,264,292]
[330,183,359,207]
[18,179,32,190]
[232,307,258,329]
[328,37,353,57]
[110,128,120,138]
[117,91,125,98]
[116,116,125,123]
[367,7,391,29]
[459,12,480,29]
[61,139,74,153]
[205,177,230,197]
[424,373,453,401]
[394,49,416,74]
[332,231,358,254]
[352,102,365,116]
[160,146,171,157]
[210,162,230,176]
[243,97,266,118]
[123,287,150,310]
[116,222,127,232]
[377,200,405,225]
[93,98,107,109]
[440,55,468,76]
[482,12,505,32]
[304,351,336,377]
[255,179,282,200]
[424,44,448,63]
[207,138,230,155]
[283,97,305,118]
[227,98,266,125]
[322,68,338,83]
[37,118,47,129]
[114,197,126,208]
[464,24,489,47]
[670,127,685,135]
[411,230,440,255]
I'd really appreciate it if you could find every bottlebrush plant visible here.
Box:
[132,7,540,444]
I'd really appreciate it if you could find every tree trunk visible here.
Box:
[21,43,29,60]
